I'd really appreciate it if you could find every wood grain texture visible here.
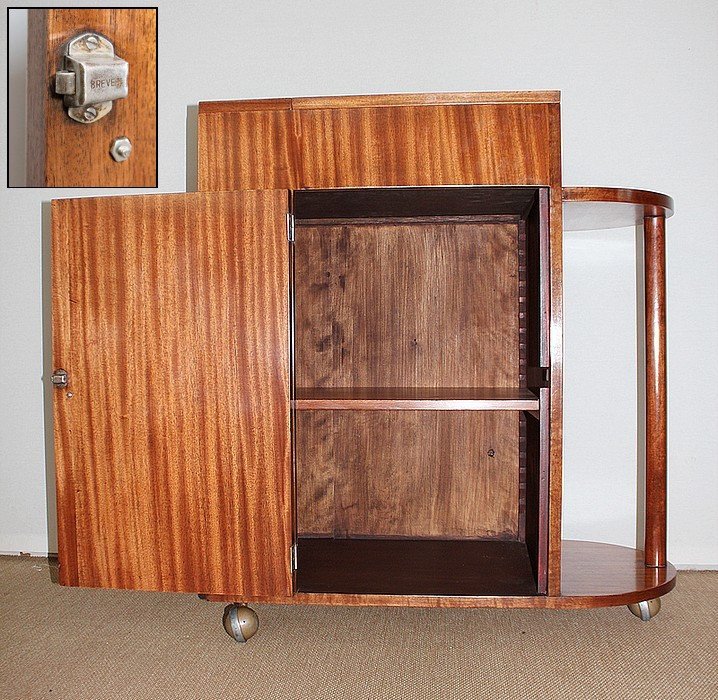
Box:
[27,8,156,187]
[198,108,298,191]
[52,191,291,596]
[296,411,520,539]
[295,104,554,189]
[644,215,667,568]
[197,92,564,595]
[562,187,674,231]
[198,97,558,192]
[200,91,560,115]
[295,387,539,411]
[294,220,521,388]
[546,105,563,596]
[205,540,676,608]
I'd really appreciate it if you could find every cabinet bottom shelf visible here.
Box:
[203,541,677,608]
[296,537,538,596]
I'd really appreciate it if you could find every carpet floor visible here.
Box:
[1,555,716,699]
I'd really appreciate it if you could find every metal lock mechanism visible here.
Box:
[55,33,128,123]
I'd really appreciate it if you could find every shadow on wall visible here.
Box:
[186,105,198,192]
[41,200,58,555]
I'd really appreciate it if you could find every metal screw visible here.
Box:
[110,136,132,162]
[83,106,98,122]
[66,392,74,399]
[487,449,495,458]
[84,34,100,51]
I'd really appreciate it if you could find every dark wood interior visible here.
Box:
[296,538,537,596]
[292,187,549,597]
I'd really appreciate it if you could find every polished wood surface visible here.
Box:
[563,186,672,570]
[296,411,520,539]
[562,187,674,231]
[295,387,539,411]
[294,220,521,388]
[295,104,555,189]
[198,96,560,192]
[205,540,676,608]
[200,94,563,595]
[52,191,292,596]
[200,91,561,114]
[198,108,298,191]
[297,538,537,596]
[27,8,157,187]
[644,215,668,568]
[546,106,564,596]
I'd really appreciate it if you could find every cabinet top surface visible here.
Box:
[563,187,674,231]
[199,90,561,114]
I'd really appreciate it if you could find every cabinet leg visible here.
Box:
[222,603,259,642]
[627,597,661,621]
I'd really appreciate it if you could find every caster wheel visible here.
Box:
[627,597,661,621]
[223,604,259,642]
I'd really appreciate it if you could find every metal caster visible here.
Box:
[627,597,661,621]
[222,604,259,642]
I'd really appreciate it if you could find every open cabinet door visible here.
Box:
[51,191,292,597]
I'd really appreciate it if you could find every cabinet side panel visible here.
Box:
[296,104,553,188]
[52,191,291,596]
[198,109,299,191]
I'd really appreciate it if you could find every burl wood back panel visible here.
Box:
[294,218,520,388]
[297,411,519,539]
[52,191,291,596]
[27,8,157,187]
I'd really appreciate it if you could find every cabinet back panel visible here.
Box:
[297,410,519,539]
[295,219,521,388]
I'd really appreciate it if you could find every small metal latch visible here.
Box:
[54,32,128,123]
[51,369,69,388]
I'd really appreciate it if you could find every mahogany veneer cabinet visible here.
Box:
[51,91,675,641]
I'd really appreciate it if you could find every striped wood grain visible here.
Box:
[27,8,157,187]
[52,191,291,596]
[198,101,555,192]
[197,92,564,595]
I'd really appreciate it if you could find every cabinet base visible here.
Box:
[203,541,676,609]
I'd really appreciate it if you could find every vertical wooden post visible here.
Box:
[643,215,667,568]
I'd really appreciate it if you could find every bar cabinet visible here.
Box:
[50,91,674,641]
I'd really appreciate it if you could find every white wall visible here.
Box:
[1,0,716,567]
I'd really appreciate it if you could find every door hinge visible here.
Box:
[287,213,295,242]
[291,542,297,571]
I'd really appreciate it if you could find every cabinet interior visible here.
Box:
[292,187,549,596]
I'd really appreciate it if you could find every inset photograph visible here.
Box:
[7,7,157,187]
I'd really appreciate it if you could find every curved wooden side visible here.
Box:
[562,187,674,231]
[202,540,676,609]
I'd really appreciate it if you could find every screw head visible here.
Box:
[110,136,132,162]
[84,34,100,51]
[83,106,98,122]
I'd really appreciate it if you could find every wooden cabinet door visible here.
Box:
[52,191,292,597]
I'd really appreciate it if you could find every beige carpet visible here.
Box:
[1,556,716,700]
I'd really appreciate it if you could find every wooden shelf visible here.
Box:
[296,537,537,596]
[205,541,678,609]
[562,187,674,231]
[294,387,540,411]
